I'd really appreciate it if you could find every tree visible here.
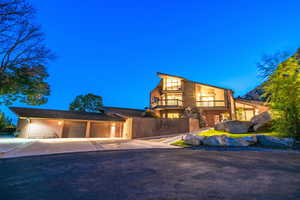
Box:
[0,111,14,129]
[242,51,291,101]
[261,48,300,139]
[257,51,291,80]
[0,0,54,106]
[69,93,103,112]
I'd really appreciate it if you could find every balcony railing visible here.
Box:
[153,99,183,107]
[196,100,225,107]
[162,86,182,91]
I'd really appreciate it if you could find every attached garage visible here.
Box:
[90,122,123,138]
[62,121,87,138]
[10,107,126,139]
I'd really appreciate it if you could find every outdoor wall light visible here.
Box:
[26,118,31,123]
[58,121,62,125]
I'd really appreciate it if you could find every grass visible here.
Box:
[197,129,281,138]
[171,129,281,147]
[171,140,192,147]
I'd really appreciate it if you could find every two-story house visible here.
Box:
[150,72,240,126]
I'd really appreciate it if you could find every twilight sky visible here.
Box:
[2,0,300,119]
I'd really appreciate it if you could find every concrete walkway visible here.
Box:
[0,138,178,159]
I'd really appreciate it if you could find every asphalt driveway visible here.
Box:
[0,148,300,200]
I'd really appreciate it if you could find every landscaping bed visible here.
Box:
[171,129,298,150]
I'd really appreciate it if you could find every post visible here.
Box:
[58,120,64,138]
[85,121,91,138]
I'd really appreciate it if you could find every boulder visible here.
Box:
[257,135,295,148]
[214,122,225,131]
[214,120,252,134]
[182,134,205,146]
[238,136,257,145]
[250,112,272,132]
[202,135,250,147]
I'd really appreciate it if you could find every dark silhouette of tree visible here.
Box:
[0,0,54,105]
[69,93,103,112]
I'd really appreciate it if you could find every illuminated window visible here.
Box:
[161,94,182,106]
[164,78,181,90]
[198,96,215,107]
[167,113,180,118]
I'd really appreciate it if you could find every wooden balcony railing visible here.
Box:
[196,100,225,107]
[153,99,183,107]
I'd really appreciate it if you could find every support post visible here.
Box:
[85,121,91,138]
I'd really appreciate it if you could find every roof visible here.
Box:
[235,98,267,106]
[9,107,125,121]
[157,72,232,91]
[99,106,145,117]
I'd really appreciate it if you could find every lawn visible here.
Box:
[171,129,281,147]
[197,129,280,138]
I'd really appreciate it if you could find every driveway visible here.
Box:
[0,138,177,158]
[0,148,300,200]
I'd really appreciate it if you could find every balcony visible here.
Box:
[161,86,182,93]
[196,100,226,108]
[152,99,183,109]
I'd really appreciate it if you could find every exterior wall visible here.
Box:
[183,80,196,107]
[188,118,200,132]
[202,110,230,127]
[123,118,133,139]
[150,80,162,107]
[130,117,199,139]
[227,90,236,120]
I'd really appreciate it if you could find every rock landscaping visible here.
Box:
[214,112,272,133]
[180,112,298,149]
[215,120,252,133]
[182,133,296,149]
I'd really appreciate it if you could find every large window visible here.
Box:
[198,96,215,107]
[164,78,181,90]
[235,102,255,121]
[195,84,225,107]
[161,94,182,106]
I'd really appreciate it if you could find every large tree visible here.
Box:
[69,93,103,112]
[0,0,54,105]
[261,48,300,138]
[243,51,291,101]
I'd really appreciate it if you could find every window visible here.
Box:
[164,78,181,90]
[197,96,215,107]
[161,94,182,106]
[167,113,180,118]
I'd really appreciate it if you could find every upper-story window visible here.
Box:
[195,85,226,107]
[163,78,181,90]
[198,96,215,107]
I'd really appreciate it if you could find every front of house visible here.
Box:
[10,72,268,139]
[150,72,268,126]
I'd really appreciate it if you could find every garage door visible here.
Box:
[90,122,123,138]
[62,121,86,138]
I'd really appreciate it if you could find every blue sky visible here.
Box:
[2,0,300,120]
